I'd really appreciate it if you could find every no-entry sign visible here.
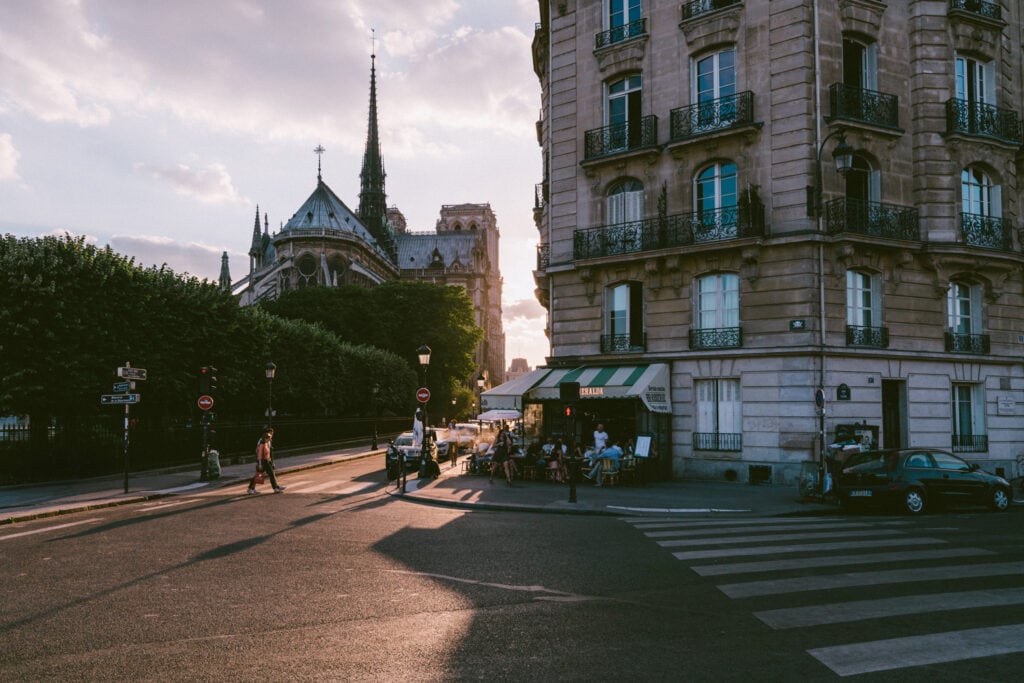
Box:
[416,387,431,403]
[197,395,214,411]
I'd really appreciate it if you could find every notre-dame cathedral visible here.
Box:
[221,54,505,388]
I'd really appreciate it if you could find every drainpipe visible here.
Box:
[812,0,827,494]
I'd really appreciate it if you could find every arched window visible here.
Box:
[694,162,738,240]
[606,179,644,225]
[961,167,999,218]
[845,155,879,204]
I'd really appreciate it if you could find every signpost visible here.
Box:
[117,366,148,380]
[112,381,133,393]
[416,387,431,403]
[197,395,214,411]
[102,362,147,493]
[100,393,141,405]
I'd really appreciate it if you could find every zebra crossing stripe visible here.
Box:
[299,480,348,493]
[718,560,1024,598]
[672,536,942,561]
[808,623,1024,676]
[658,528,905,548]
[690,547,994,577]
[755,586,1024,629]
[627,516,847,528]
[645,521,899,538]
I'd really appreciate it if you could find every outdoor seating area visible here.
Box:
[458,446,646,487]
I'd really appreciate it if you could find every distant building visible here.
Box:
[228,53,505,388]
[506,358,532,382]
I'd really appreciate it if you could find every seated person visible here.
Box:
[585,440,623,486]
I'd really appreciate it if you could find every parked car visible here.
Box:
[838,448,1012,514]
[451,423,481,454]
[390,432,422,470]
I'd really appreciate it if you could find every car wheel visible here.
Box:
[989,486,1010,512]
[902,488,925,514]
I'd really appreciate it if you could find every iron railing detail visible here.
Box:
[829,83,900,128]
[951,433,988,453]
[670,91,755,141]
[681,0,741,21]
[600,333,646,353]
[945,331,991,354]
[595,18,647,49]
[960,212,1011,251]
[693,432,742,451]
[689,327,742,350]
[949,0,1002,21]
[825,198,920,241]
[536,244,550,270]
[573,202,764,260]
[846,325,890,348]
[946,98,1022,144]
[583,115,659,160]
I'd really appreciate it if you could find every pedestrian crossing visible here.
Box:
[621,514,1024,676]
[190,479,383,498]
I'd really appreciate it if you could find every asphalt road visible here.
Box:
[2,457,1023,682]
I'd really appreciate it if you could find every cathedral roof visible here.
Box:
[280,178,390,259]
[396,231,481,271]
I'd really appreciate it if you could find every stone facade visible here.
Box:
[532,0,1024,483]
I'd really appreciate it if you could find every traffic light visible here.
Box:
[563,405,575,418]
[198,366,212,395]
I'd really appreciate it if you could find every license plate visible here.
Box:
[848,490,872,497]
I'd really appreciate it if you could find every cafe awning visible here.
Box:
[477,409,522,422]
[528,364,671,414]
[479,368,551,411]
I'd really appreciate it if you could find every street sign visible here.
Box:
[416,387,431,403]
[814,388,825,408]
[101,393,141,405]
[197,395,214,411]
[117,367,148,380]
[112,381,133,393]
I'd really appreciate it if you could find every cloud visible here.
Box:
[107,234,238,282]
[503,310,548,369]
[0,133,20,180]
[505,297,545,320]
[135,161,245,204]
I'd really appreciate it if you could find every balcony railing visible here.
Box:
[960,212,1011,251]
[573,202,765,260]
[829,83,900,129]
[946,98,1022,144]
[600,333,646,353]
[583,115,659,160]
[595,18,647,49]
[945,331,990,354]
[681,0,741,21]
[693,432,742,451]
[689,327,742,350]
[846,325,890,348]
[670,91,755,141]
[825,198,920,241]
[536,244,550,271]
[951,433,988,453]
[949,0,1002,21]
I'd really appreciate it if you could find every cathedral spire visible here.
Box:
[249,205,262,257]
[219,251,231,291]
[357,42,395,261]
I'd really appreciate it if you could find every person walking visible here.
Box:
[248,428,286,494]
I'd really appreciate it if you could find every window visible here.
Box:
[947,281,981,335]
[608,0,641,32]
[693,48,736,129]
[697,273,739,330]
[694,162,738,240]
[846,270,879,327]
[606,75,643,150]
[695,379,742,451]
[955,54,994,106]
[951,383,987,452]
[607,179,644,225]
[961,167,1000,218]
[604,282,644,352]
[845,155,880,204]
[843,38,878,90]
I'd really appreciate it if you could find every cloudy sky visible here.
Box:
[0,0,549,370]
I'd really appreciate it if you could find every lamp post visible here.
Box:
[417,344,432,479]
[264,362,276,429]
[812,127,854,218]
[371,383,380,450]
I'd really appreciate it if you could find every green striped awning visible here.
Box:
[528,364,670,413]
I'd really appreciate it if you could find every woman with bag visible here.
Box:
[247,428,286,494]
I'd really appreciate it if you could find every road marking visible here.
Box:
[608,506,751,513]
[672,536,943,561]
[644,521,899,537]
[337,482,377,494]
[386,570,595,602]
[627,516,869,529]
[148,482,209,494]
[658,528,905,548]
[690,547,994,577]
[0,518,101,540]
[139,500,194,512]
[298,480,348,493]
[808,624,1024,676]
[718,560,1024,598]
[755,587,1024,629]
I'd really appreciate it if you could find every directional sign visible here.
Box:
[416,387,431,403]
[101,393,141,405]
[197,395,214,411]
[112,381,133,393]
[117,367,148,381]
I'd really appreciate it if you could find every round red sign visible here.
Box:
[416,387,431,403]
[197,395,214,411]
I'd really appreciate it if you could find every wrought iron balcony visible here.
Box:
[681,0,741,21]
[946,98,1022,144]
[600,333,646,353]
[960,212,1011,251]
[689,327,742,350]
[951,433,988,453]
[573,202,764,260]
[583,115,658,161]
[829,83,900,129]
[846,325,889,348]
[670,91,755,141]
[949,0,1002,21]
[595,18,646,49]
[945,331,990,354]
[825,198,920,241]
[536,244,550,271]
[693,432,742,451]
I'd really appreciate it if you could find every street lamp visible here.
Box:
[264,361,276,429]
[476,373,486,432]
[811,127,854,217]
[371,383,380,450]
[417,344,432,479]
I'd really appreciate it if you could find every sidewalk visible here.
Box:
[0,448,838,525]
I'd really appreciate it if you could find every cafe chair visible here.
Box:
[599,457,620,487]
[619,456,636,485]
